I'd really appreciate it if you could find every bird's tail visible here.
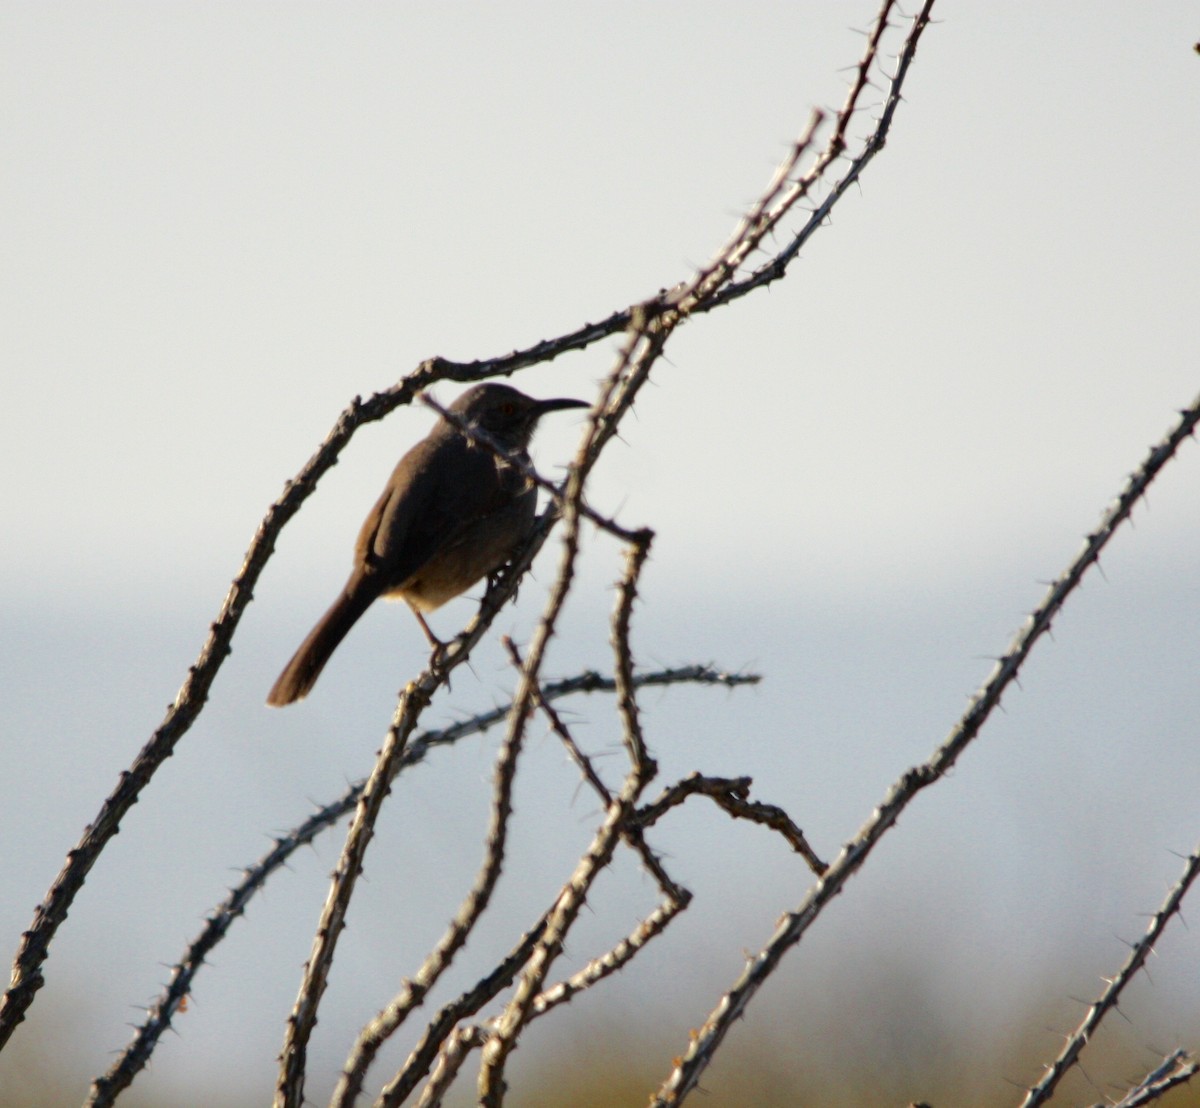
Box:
[266,583,376,706]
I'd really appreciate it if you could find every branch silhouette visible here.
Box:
[12,2,1196,1106]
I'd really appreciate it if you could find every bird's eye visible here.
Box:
[501,402,516,416]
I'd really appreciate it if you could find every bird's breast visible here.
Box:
[388,483,537,611]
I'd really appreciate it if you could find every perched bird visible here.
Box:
[267,383,588,706]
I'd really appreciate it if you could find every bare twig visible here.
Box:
[328,617,549,1105]
[1097,1049,1198,1108]
[275,683,429,1108]
[0,497,280,1048]
[1022,846,1200,1107]
[341,299,712,1100]
[1,0,907,1048]
[277,498,573,1107]
[410,1025,487,1108]
[651,392,1200,1105]
[477,468,667,1099]
[636,772,827,876]
[370,918,548,1108]
[529,894,688,1019]
[87,663,750,1104]
[509,637,693,910]
[6,0,940,1098]
[328,708,529,1105]
[87,790,353,1108]
[707,0,936,310]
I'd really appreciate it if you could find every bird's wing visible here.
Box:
[355,434,513,587]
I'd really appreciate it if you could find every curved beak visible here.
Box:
[533,396,590,416]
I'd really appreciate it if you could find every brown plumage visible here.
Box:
[267,383,587,706]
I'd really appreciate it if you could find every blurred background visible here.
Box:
[3,3,1199,1105]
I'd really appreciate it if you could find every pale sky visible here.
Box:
[3,4,1199,1105]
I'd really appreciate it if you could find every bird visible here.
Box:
[267,382,588,706]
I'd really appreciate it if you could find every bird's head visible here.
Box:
[448,383,589,450]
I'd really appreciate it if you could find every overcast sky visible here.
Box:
[3,4,1199,1106]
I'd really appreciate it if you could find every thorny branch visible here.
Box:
[2,0,923,1059]
[326,664,534,1108]
[1095,1049,1199,1108]
[636,772,826,876]
[87,666,751,1107]
[1021,845,1200,1108]
[20,3,1178,1107]
[649,390,1200,1105]
[477,502,660,1105]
